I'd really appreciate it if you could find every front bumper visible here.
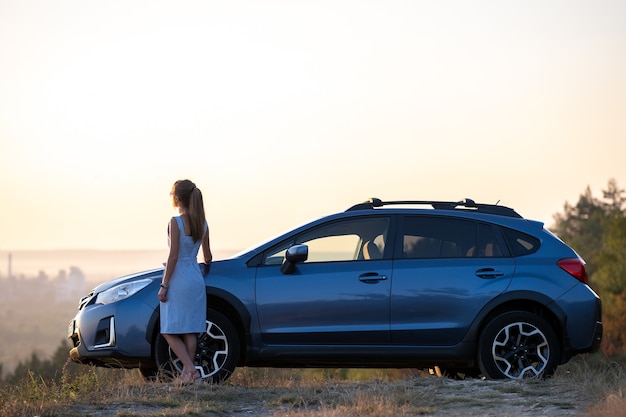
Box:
[68,283,160,368]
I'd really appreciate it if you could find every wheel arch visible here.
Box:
[464,290,568,363]
[145,287,252,366]
[205,288,251,366]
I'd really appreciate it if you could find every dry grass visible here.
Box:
[0,355,624,417]
[559,355,626,417]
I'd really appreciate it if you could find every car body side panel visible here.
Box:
[255,259,392,345]
[391,258,514,345]
[205,260,257,321]
[202,260,258,356]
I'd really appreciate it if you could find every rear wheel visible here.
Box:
[155,308,240,384]
[478,311,559,379]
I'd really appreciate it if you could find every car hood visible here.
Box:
[90,268,164,294]
[89,256,241,295]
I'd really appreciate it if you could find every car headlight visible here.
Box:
[94,278,153,305]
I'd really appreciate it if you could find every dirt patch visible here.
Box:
[60,376,593,417]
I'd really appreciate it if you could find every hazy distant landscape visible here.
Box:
[0,249,238,284]
[0,248,239,378]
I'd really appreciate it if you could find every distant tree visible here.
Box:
[7,352,43,384]
[2,340,80,384]
[602,178,626,211]
[552,179,626,276]
[592,214,626,355]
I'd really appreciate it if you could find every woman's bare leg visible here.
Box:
[183,333,198,369]
[162,333,196,377]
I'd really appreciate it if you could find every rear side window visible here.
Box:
[401,216,506,259]
[501,227,540,257]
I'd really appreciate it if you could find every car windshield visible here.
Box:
[227,216,326,259]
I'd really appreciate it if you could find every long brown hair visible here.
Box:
[172,179,206,242]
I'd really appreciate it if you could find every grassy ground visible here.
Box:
[0,355,624,417]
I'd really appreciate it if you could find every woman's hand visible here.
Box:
[158,286,168,302]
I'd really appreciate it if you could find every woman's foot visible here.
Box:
[188,369,202,383]
[174,369,202,385]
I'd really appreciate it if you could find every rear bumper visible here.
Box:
[586,293,603,354]
[589,320,603,353]
[560,289,602,362]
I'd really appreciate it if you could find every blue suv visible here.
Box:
[68,198,602,381]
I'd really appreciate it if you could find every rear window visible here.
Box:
[501,227,540,256]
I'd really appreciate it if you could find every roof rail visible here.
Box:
[346,198,522,218]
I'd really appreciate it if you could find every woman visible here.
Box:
[158,179,212,384]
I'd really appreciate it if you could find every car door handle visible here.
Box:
[358,273,388,283]
[475,268,504,279]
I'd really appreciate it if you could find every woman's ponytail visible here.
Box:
[188,187,206,242]
[173,179,206,243]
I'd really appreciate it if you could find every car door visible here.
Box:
[255,216,393,345]
[391,215,515,346]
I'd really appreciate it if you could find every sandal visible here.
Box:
[174,369,202,386]
[191,369,203,384]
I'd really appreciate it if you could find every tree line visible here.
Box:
[0,340,84,385]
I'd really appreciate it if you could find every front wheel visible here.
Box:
[478,311,560,379]
[155,308,240,384]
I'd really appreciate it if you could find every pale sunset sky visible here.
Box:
[1,0,625,253]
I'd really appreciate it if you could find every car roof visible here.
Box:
[237,199,545,261]
[346,198,522,218]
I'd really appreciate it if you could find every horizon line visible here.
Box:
[0,247,243,253]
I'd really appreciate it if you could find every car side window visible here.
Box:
[301,234,360,262]
[262,217,390,265]
[402,216,505,259]
[470,223,505,257]
[501,227,540,256]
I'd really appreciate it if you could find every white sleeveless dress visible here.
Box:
[160,216,207,334]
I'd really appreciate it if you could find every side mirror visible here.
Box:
[280,244,308,274]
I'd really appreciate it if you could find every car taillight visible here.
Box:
[557,258,588,284]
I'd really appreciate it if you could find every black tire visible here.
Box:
[478,311,560,380]
[155,308,240,384]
